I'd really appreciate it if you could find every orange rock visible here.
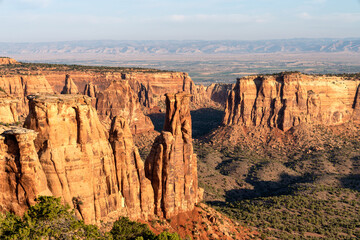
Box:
[145,92,202,218]
[61,74,79,94]
[24,94,126,224]
[0,92,19,124]
[0,57,17,65]
[95,80,154,134]
[0,126,51,215]
[109,116,154,219]
[223,73,359,131]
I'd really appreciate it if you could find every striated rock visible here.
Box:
[109,116,154,219]
[83,82,97,98]
[0,57,17,65]
[0,75,54,117]
[61,74,79,94]
[145,92,202,218]
[0,126,51,215]
[24,94,126,224]
[95,80,154,134]
[192,83,233,109]
[223,73,359,131]
[0,92,19,124]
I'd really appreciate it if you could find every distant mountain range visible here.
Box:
[1,39,360,55]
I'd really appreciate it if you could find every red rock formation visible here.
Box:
[223,73,359,131]
[354,84,360,123]
[61,74,79,94]
[145,92,202,218]
[0,126,51,215]
[24,94,126,224]
[95,80,154,133]
[109,116,154,219]
[83,82,97,98]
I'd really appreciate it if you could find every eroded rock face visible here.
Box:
[95,80,154,134]
[24,94,126,224]
[109,116,154,219]
[61,74,79,94]
[0,93,19,124]
[0,126,51,215]
[145,92,202,218]
[223,73,360,131]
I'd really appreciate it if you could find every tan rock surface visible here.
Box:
[0,126,51,215]
[95,80,154,133]
[0,57,17,65]
[0,92,19,124]
[61,74,79,94]
[145,92,202,218]
[109,116,154,219]
[24,94,126,224]
[223,73,359,131]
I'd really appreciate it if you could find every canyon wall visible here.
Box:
[223,73,360,131]
[0,93,19,124]
[0,92,201,224]
[145,93,203,218]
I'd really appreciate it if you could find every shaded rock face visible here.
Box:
[0,127,51,215]
[192,83,233,109]
[95,80,154,134]
[24,95,126,224]
[109,116,154,219]
[145,93,202,218]
[223,73,360,131]
[61,74,79,94]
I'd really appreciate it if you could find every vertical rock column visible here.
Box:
[109,116,154,219]
[145,92,202,218]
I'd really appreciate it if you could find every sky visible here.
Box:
[0,0,360,42]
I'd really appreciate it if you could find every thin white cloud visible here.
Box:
[169,14,272,24]
[19,0,52,7]
[298,12,360,22]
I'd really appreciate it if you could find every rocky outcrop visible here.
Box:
[109,116,154,219]
[24,94,126,224]
[0,93,19,124]
[95,80,154,133]
[0,75,54,117]
[0,126,51,215]
[0,57,17,65]
[61,74,79,94]
[223,73,360,131]
[145,93,202,218]
[83,82,97,98]
[192,83,233,109]
[354,84,360,122]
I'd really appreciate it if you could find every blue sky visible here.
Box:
[1,0,360,42]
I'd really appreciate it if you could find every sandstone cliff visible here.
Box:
[0,126,51,215]
[24,94,126,223]
[109,116,154,219]
[145,92,202,218]
[223,73,360,131]
[0,92,19,124]
[94,80,154,133]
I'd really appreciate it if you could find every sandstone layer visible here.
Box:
[94,80,154,133]
[0,92,19,124]
[24,94,126,223]
[223,73,360,131]
[145,92,202,218]
[109,116,154,219]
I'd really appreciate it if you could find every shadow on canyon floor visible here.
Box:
[148,108,224,138]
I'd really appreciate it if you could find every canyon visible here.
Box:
[1,57,360,239]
